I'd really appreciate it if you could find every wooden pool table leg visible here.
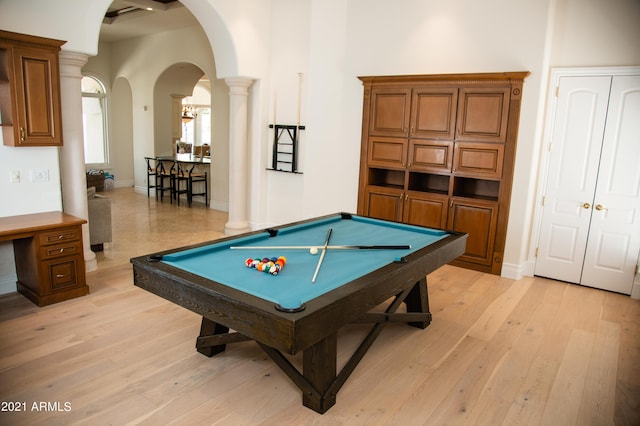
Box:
[404,277,432,329]
[302,331,338,413]
[196,317,229,357]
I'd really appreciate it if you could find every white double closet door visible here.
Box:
[535,71,640,294]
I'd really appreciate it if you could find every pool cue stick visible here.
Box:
[311,228,332,283]
[229,245,411,250]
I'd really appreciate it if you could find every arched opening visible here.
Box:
[93,0,238,194]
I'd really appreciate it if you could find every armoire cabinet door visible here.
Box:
[453,141,504,179]
[368,87,411,137]
[456,87,510,143]
[408,139,453,173]
[404,192,448,229]
[410,87,458,139]
[448,198,498,267]
[364,186,404,222]
[368,136,408,168]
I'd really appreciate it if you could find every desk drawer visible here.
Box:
[44,257,81,292]
[40,241,82,260]
[38,227,81,246]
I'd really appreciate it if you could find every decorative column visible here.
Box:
[58,51,97,271]
[224,77,254,235]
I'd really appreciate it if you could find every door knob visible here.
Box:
[595,204,607,211]
[582,202,591,209]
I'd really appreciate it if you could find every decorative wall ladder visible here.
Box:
[268,124,305,173]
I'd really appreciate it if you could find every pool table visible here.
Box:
[131,213,467,413]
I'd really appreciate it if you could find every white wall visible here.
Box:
[552,0,640,67]
[110,77,134,187]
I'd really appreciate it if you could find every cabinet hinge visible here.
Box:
[541,196,545,206]
[536,247,539,257]
[555,86,559,97]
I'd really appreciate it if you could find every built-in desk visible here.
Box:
[0,211,89,306]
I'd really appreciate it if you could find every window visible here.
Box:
[181,83,211,149]
[81,76,109,165]
[181,103,211,146]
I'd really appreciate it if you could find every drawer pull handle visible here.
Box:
[58,234,64,239]
[59,248,65,253]
[56,274,66,278]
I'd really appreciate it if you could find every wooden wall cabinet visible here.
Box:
[358,72,529,274]
[0,30,65,147]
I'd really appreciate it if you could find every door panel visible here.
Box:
[535,76,612,283]
[410,87,458,139]
[365,187,403,222]
[368,87,411,137]
[404,192,448,229]
[448,198,497,266]
[368,136,407,168]
[453,141,504,179]
[456,87,510,142]
[581,75,640,294]
[408,139,453,172]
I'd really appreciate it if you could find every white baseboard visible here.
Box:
[209,200,228,212]
[501,259,535,281]
[114,179,134,188]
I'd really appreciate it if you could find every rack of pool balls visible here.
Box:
[245,256,286,275]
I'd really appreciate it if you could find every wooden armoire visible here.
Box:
[357,72,529,275]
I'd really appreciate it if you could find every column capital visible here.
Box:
[225,76,254,94]
[58,51,89,78]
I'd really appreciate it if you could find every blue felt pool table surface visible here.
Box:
[160,214,449,310]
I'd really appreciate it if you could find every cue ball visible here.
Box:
[310,247,319,255]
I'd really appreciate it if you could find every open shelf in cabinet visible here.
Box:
[453,176,500,201]
[368,167,405,190]
[408,172,450,195]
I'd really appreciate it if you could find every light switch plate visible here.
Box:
[30,168,49,182]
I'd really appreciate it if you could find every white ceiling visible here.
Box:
[100,0,199,43]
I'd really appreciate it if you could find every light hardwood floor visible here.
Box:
[0,187,638,425]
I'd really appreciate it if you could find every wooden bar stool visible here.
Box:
[188,165,208,207]
[173,162,190,205]
[144,157,158,197]
[156,160,176,203]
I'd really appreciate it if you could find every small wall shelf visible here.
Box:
[268,124,305,174]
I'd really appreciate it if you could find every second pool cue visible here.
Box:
[311,228,332,283]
